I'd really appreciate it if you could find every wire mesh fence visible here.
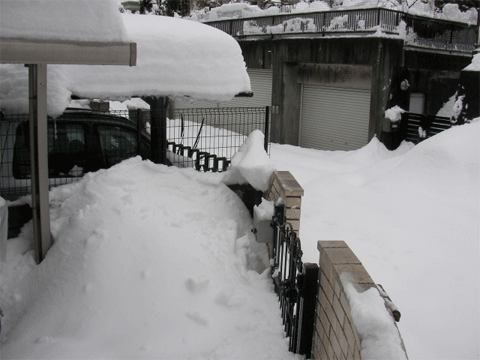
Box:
[1,106,270,201]
[166,107,270,171]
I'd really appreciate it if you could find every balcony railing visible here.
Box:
[203,7,478,54]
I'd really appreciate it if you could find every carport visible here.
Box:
[1,0,251,264]
[0,0,136,263]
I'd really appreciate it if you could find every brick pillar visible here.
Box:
[264,170,304,235]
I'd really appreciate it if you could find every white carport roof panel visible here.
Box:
[0,40,136,66]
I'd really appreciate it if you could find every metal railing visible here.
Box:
[271,204,318,358]
[400,112,452,144]
[204,7,478,53]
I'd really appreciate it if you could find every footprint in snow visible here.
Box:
[185,276,210,293]
[185,311,208,325]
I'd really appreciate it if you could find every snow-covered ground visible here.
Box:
[1,120,478,359]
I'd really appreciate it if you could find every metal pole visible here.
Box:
[295,262,319,357]
[264,106,270,153]
[145,96,169,165]
[28,64,52,264]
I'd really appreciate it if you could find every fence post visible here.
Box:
[136,109,142,156]
[144,96,168,165]
[295,262,319,357]
[264,106,270,153]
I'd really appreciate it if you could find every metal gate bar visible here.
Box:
[271,204,318,358]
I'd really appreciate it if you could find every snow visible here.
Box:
[191,0,477,25]
[452,94,466,123]
[464,53,480,72]
[437,92,457,118]
[0,10,250,117]
[254,198,275,221]
[0,157,293,359]
[1,117,478,359]
[342,276,407,360]
[384,105,406,123]
[0,0,130,43]
[223,130,276,192]
[270,123,479,360]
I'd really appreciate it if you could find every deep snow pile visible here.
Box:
[0,121,478,359]
[270,121,479,360]
[0,0,130,43]
[0,158,295,359]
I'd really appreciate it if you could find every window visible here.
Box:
[409,93,425,114]
[12,121,87,179]
[96,125,138,168]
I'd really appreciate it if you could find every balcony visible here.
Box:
[202,8,478,55]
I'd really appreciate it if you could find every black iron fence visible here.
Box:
[0,106,270,200]
[270,204,318,358]
[204,7,477,53]
[400,112,452,144]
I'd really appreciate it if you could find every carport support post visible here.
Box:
[28,64,52,264]
[144,96,168,164]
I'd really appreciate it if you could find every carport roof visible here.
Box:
[1,0,251,116]
[0,0,136,66]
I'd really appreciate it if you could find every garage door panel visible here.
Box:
[300,84,370,151]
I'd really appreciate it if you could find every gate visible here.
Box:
[271,204,318,358]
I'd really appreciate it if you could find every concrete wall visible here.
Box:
[312,240,408,360]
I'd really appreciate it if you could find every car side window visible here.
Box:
[96,125,138,167]
[49,123,87,177]
[12,121,87,179]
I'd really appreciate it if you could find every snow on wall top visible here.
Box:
[0,0,130,43]
[0,11,251,116]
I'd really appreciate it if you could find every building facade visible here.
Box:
[173,8,478,150]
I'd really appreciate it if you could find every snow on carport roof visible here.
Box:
[65,14,252,104]
[0,2,251,116]
[0,0,131,43]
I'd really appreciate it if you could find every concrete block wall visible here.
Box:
[264,170,304,235]
[312,241,408,360]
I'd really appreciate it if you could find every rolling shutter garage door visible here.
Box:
[173,68,272,109]
[300,85,371,151]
